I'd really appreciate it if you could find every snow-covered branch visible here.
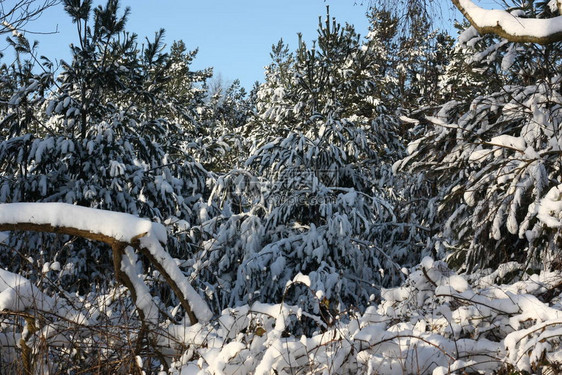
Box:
[0,203,212,325]
[452,0,562,44]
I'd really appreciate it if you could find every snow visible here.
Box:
[458,25,480,45]
[537,184,562,227]
[291,272,311,287]
[501,44,517,70]
[4,210,562,374]
[120,246,159,324]
[457,0,562,41]
[270,256,286,278]
[489,134,526,151]
[468,148,492,162]
[0,268,55,312]
[0,203,212,324]
[139,234,213,323]
[399,116,419,125]
[0,202,165,244]
[1,3,560,372]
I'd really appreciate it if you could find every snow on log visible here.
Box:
[0,202,212,325]
[452,0,562,44]
[137,235,213,323]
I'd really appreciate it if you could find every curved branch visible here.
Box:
[452,0,562,44]
[0,203,211,325]
[0,222,124,247]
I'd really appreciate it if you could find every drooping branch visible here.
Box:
[0,222,159,323]
[0,203,212,326]
[452,0,562,44]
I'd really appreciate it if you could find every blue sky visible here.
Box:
[5,0,461,89]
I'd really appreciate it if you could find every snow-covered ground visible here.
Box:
[160,257,562,374]
[2,207,562,374]
[2,203,562,373]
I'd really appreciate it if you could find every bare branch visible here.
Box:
[0,0,60,35]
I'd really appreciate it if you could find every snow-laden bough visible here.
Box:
[0,202,212,325]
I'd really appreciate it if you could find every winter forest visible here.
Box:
[0,0,561,373]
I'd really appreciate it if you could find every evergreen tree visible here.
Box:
[190,79,250,173]
[0,0,212,287]
[190,10,428,317]
[396,14,562,271]
[395,13,455,110]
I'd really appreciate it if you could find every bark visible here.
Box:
[452,0,562,44]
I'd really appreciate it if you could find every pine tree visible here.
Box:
[190,79,250,173]
[396,12,562,271]
[0,0,212,288]
[191,9,422,316]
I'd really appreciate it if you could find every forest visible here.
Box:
[0,0,561,373]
